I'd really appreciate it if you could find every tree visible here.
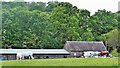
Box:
[89,9,118,39]
[46,1,59,12]
[28,2,46,12]
[97,29,119,52]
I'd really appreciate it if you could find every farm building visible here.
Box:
[63,41,107,57]
[0,41,108,60]
[0,49,70,60]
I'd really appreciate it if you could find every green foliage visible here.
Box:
[2,1,118,49]
[98,29,119,52]
[110,49,118,57]
[46,1,59,12]
[107,29,118,48]
[28,2,46,11]
[89,10,118,37]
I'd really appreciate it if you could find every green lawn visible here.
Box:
[1,58,118,66]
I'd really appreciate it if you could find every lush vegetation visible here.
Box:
[1,1,119,53]
[1,58,118,66]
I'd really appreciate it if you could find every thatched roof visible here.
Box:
[64,41,107,52]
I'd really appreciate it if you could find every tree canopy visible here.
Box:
[1,1,119,52]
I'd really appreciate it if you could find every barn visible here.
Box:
[0,49,70,60]
[63,41,107,57]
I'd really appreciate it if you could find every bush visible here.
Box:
[110,49,118,57]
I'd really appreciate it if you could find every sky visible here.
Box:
[2,0,120,15]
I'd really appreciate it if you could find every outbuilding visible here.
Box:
[0,49,70,60]
[63,41,107,57]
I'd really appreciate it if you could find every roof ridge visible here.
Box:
[66,41,103,42]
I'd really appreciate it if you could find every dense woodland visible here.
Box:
[1,1,120,53]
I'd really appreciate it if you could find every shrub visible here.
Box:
[110,49,118,57]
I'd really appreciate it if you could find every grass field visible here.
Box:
[1,58,118,66]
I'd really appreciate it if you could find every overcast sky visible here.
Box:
[3,0,120,15]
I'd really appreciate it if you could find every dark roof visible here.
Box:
[64,41,107,52]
